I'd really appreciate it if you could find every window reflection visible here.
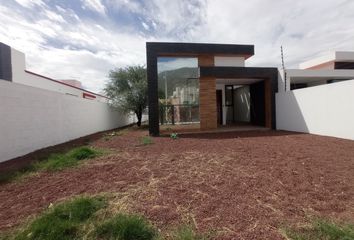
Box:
[157,57,199,125]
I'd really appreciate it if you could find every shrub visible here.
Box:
[95,214,156,240]
[13,197,106,240]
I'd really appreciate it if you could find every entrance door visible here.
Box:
[216,90,223,125]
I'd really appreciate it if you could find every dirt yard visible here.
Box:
[1,128,354,239]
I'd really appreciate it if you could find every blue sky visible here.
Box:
[1,0,354,92]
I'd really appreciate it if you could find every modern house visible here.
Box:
[146,42,278,136]
[147,42,354,139]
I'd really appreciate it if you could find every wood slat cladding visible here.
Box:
[198,55,217,130]
[198,55,215,67]
[199,76,217,130]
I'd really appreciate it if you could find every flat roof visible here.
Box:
[146,42,254,59]
[287,69,354,83]
[25,70,107,98]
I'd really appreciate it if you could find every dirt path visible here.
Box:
[1,128,354,239]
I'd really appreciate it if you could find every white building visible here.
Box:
[280,51,354,91]
[277,50,354,140]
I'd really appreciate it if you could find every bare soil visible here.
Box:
[1,128,354,239]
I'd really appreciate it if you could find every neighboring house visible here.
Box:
[146,42,354,139]
[281,51,354,91]
[0,42,107,102]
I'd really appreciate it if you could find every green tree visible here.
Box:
[105,66,147,127]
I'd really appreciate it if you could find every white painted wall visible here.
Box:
[0,80,137,162]
[214,56,245,67]
[11,48,26,82]
[276,79,354,140]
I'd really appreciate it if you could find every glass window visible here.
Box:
[157,57,199,125]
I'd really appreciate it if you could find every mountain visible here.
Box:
[158,67,198,97]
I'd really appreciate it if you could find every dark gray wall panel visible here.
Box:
[0,43,12,81]
[147,42,254,56]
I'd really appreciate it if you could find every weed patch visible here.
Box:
[283,218,354,240]
[140,136,153,145]
[170,133,178,140]
[11,196,106,240]
[0,165,36,184]
[0,195,211,240]
[68,147,98,160]
[103,130,125,141]
[0,146,101,184]
[95,213,156,240]
[34,146,99,171]
[168,225,212,240]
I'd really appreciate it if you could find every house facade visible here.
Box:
[146,42,278,136]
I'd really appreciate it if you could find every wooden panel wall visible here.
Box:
[198,55,214,67]
[198,55,217,130]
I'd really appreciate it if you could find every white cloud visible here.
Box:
[81,0,106,15]
[44,9,66,23]
[1,0,354,93]
[142,22,149,31]
[107,0,142,13]
[147,0,207,37]
[0,1,149,92]
[13,0,44,8]
[192,0,354,68]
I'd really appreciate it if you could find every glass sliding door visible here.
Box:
[157,57,199,125]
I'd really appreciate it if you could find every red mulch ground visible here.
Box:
[1,128,354,239]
